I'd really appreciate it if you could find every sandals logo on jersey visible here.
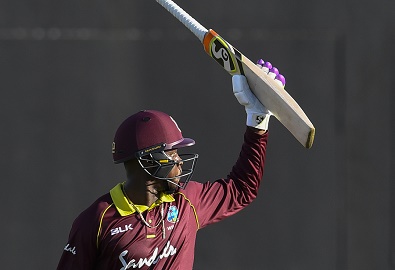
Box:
[167,205,179,223]
[119,241,177,269]
[209,36,237,73]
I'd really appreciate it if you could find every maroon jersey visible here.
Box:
[57,128,268,270]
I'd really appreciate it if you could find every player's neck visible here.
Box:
[123,179,163,207]
[123,160,162,206]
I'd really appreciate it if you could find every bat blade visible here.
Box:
[242,57,315,148]
[203,29,315,148]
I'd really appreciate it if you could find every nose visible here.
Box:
[177,161,183,175]
[175,157,183,167]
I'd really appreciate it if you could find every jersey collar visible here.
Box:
[110,183,175,217]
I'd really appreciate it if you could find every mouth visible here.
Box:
[175,167,182,179]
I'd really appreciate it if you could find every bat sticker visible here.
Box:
[208,36,237,73]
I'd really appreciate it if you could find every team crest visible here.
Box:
[167,205,179,223]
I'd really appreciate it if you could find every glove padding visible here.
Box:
[232,75,272,130]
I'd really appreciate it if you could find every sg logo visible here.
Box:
[209,37,237,73]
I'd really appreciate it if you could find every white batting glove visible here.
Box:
[232,75,272,130]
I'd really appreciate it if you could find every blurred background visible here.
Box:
[1,0,394,269]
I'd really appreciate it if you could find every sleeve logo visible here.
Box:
[64,243,77,255]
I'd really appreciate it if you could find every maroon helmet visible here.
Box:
[112,110,198,190]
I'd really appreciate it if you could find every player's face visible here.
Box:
[164,149,183,188]
[165,150,183,178]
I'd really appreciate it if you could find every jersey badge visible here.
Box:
[167,205,179,223]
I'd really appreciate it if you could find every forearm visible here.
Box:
[227,127,268,203]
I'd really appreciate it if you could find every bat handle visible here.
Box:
[156,0,208,42]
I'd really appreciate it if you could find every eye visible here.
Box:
[172,153,181,161]
[165,150,181,162]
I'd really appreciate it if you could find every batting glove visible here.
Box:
[233,59,286,130]
[257,59,287,87]
[232,75,272,130]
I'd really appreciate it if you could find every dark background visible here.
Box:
[1,0,394,269]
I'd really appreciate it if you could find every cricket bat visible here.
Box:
[156,0,315,148]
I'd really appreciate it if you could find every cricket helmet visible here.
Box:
[112,110,198,189]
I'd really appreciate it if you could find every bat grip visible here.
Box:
[156,0,208,42]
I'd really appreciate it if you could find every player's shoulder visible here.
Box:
[91,193,113,212]
[175,180,210,199]
[73,193,112,226]
[181,180,204,193]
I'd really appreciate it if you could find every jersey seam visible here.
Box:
[176,192,200,231]
[97,203,114,249]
